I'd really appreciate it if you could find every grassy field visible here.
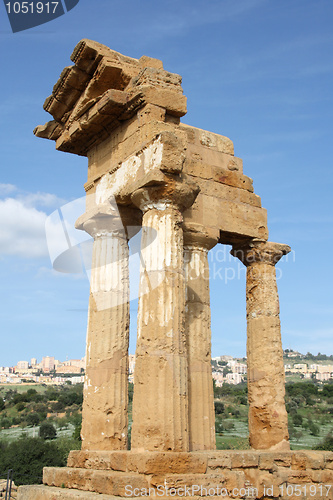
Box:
[215,420,333,450]
[0,423,75,443]
[0,384,47,394]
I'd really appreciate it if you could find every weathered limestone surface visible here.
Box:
[231,241,291,451]
[130,183,199,452]
[18,450,333,499]
[30,39,302,499]
[35,38,268,244]
[184,229,218,451]
[75,207,133,450]
[17,485,116,499]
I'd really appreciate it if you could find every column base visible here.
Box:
[18,450,333,499]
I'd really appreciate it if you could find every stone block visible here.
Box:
[139,55,163,70]
[137,104,166,123]
[230,451,260,469]
[43,467,149,496]
[207,451,232,470]
[297,450,325,470]
[291,450,325,470]
[184,153,241,177]
[127,451,207,474]
[185,195,268,241]
[150,471,244,495]
[67,450,128,472]
[18,485,116,499]
[194,178,262,207]
[324,451,333,469]
[180,124,234,155]
[211,167,254,193]
[243,468,280,498]
[43,95,69,123]
[287,469,318,483]
[259,451,292,470]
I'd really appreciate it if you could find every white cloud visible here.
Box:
[0,198,48,258]
[0,186,68,259]
[0,183,17,195]
[17,192,65,208]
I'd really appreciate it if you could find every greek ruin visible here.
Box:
[18,40,333,499]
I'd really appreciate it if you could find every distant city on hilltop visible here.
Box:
[0,350,332,386]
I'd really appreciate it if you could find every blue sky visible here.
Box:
[0,0,332,366]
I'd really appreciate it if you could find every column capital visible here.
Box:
[231,240,291,267]
[76,204,141,239]
[183,224,219,251]
[130,178,199,214]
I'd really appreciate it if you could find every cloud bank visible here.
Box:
[0,185,65,259]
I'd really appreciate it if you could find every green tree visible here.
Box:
[39,422,57,440]
[26,413,41,427]
[0,437,64,485]
[323,384,333,398]
[308,419,320,436]
[0,417,11,429]
[16,402,25,412]
[214,401,224,415]
[315,434,333,451]
[128,382,134,403]
[293,413,303,427]
[73,422,82,441]
[215,416,224,435]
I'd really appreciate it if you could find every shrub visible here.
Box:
[26,413,41,427]
[315,434,333,451]
[293,413,303,426]
[0,437,64,485]
[308,420,320,436]
[39,422,57,440]
[214,401,224,415]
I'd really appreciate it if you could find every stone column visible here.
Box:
[130,182,198,452]
[231,240,290,451]
[76,206,134,451]
[183,230,218,451]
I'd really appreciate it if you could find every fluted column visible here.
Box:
[76,206,134,451]
[130,182,198,452]
[231,240,290,451]
[184,230,218,451]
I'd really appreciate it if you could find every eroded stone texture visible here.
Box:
[18,450,333,499]
[32,40,294,490]
[231,241,291,450]
[184,228,218,451]
[75,207,137,450]
[130,182,199,452]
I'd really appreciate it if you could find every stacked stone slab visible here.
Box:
[18,39,318,498]
[18,450,333,499]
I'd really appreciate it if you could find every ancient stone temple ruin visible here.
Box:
[18,40,333,499]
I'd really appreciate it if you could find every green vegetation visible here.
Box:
[39,422,57,440]
[1,374,333,482]
[0,437,64,485]
[213,379,333,450]
[0,384,82,484]
[0,384,83,434]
